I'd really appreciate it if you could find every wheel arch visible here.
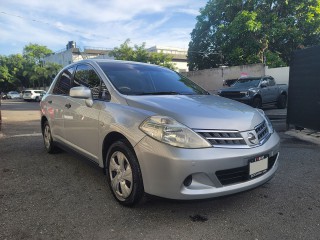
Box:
[252,94,262,103]
[253,94,262,100]
[279,91,287,98]
[102,132,137,171]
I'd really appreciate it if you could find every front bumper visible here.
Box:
[134,132,280,200]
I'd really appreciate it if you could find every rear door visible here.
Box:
[64,64,109,160]
[267,77,278,103]
[45,67,75,142]
[260,77,272,103]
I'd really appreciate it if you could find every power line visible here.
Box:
[0,11,123,43]
[1,11,211,55]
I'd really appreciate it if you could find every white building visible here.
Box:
[43,41,113,67]
[147,46,188,72]
[43,42,189,72]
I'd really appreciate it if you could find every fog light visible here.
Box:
[183,175,193,187]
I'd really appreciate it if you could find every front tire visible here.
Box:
[277,94,287,109]
[252,97,262,108]
[105,140,144,206]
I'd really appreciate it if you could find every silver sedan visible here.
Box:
[40,59,280,206]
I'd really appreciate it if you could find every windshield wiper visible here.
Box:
[135,91,181,95]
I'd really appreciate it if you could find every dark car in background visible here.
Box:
[218,76,288,109]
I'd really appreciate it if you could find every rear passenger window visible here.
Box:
[73,64,110,101]
[53,67,75,95]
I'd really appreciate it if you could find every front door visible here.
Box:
[64,64,108,161]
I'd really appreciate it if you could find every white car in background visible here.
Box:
[7,91,21,99]
[23,90,46,102]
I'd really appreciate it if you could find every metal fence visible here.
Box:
[287,46,320,131]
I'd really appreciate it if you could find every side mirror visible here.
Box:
[69,86,93,107]
[70,86,92,99]
[260,81,267,88]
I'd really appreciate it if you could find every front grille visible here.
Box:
[216,153,278,186]
[220,91,245,98]
[196,130,246,146]
[255,121,269,143]
[195,120,270,148]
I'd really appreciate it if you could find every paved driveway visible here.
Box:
[0,100,319,240]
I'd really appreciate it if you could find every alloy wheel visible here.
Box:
[109,151,133,201]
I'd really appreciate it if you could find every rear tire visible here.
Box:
[105,140,144,207]
[35,96,40,102]
[277,94,287,109]
[43,121,59,153]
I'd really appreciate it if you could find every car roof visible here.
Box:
[65,59,168,70]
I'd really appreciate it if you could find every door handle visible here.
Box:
[48,100,52,104]
[65,103,71,109]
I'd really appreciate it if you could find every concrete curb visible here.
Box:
[285,130,320,145]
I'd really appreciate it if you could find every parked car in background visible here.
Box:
[40,59,280,206]
[223,78,238,87]
[7,91,21,99]
[218,76,288,108]
[23,90,46,102]
[20,90,25,99]
[1,93,8,99]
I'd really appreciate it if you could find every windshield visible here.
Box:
[97,62,208,95]
[232,78,261,88]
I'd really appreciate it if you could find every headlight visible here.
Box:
[240,91,249,97]
[139,116,212,148]
[257,109,274,133]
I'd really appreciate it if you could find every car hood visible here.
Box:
[125,95,264,131]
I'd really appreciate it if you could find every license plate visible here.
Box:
[249,155,268,178]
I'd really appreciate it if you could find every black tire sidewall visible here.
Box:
[105,140,144,206]
[43,121,55,153]
[277,95,287,109]
[252,97,262,108]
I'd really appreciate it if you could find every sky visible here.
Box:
[0,0,207,55]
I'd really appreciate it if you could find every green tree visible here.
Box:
[188,0,320,70]
[23,43,53,65]
[148,51,175,69]
[110,39,176,70]
[0,54,28,91]
[109,39,135,61]
[0,44,61,91]
[22,43,60,88]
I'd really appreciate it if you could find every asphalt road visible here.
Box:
[1,100,319,240]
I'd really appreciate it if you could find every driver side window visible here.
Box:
[73,64,110,101]
[261,78,269,87]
